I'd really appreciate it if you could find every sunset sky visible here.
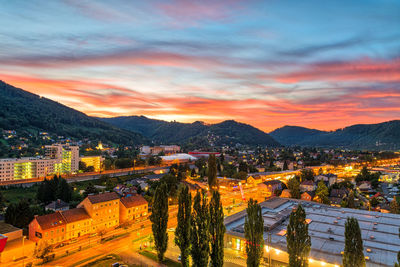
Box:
[0,0,399,132]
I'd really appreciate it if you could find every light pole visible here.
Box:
[22,235,26,267]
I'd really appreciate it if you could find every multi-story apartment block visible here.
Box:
[80,156,104,172]
[120,195,148,223]
[0,144,79,182]
[29,192,148,245]
[77,192,120,231]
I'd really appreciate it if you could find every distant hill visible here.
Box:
[270,121,400,150]
[0,81,146,145]
[99,116,280,147]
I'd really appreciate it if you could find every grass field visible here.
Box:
[139,250,181,267]
[0,185,38,204]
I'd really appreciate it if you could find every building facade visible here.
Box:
[80,156,104,172]
[119,195,148,223]
[0,144,79,182]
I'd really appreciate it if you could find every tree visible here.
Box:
[175,185,192,267]
[347,190,355,209]
[208,154,218,190]
[56,178,72,203]
[390,197,400,214]
[191,190,210,267]
[244,199,264,267]
[239,161,248,173]
[283,161,288,171]
[315,181,330,204]
[286,204,311,267]
[83,183,98,197]
[300,169,314,181]
[209,190,225,267]
[34,240,53,260]
[287,178,301,199]
[5,199,33,229]
[150,182,169,262]
[343,217,365,267]
[0,191,5,209]
[369,197,379,207]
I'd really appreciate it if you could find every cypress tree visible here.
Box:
[175,185,192,267]
[286,204,311,267]
[244,199,264,267]
[209,190,225,267]
[150,182,169,262]
[343,217,365,267]
[208,154,218,190]
[56,178,72,203]
[191,190,210,267]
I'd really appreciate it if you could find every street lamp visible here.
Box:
[22,235,26,267]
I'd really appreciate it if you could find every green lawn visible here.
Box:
[0,185,38,204]
[139,250,181,267]
[81,254,139,267]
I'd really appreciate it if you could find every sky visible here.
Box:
[0,0,399,132]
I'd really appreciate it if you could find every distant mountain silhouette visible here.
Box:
[99,116,280,147]
[270,121,400,150]
[0,81,146,145]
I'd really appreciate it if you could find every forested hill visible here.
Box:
[270,121,400,150]
[99,116,280,147]
[0,81,146,145]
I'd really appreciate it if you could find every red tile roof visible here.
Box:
[120,195,148,209]
[61,208,90,223]
[87,192,119,204]
[35,211,66,230]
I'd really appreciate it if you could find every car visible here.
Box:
[54,242,66,249]
[167,228,175,232]
[69,238,78,244]
[111,263,120,267]
[178,255,181,261]
[89,233,97,237]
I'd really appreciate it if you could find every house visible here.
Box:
[315,174,337,186]
[29,212,67,244]
[300,180,316,192]
[280,189,291,198]
[263,180,282,193]
[0,222,22,242]
[77,192,120,231]
[301,191,315,201]
[45,199,69,212]
[246,175,263,186]
[119,195,148,223]
[62,208,91,239]
[358,181,372,192]
[330,188,349,199]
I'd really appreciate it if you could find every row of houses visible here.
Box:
[29,192,148,245]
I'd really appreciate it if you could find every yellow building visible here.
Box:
[80,156,104,172]
[77,192,120,231]
[62,208,92,239]
[120,195,148,223]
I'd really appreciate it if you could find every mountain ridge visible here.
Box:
[0,81,146,145]
[98,116,280,147]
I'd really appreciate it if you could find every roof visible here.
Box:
[61,208,90,223]
[301,180,315,186]
[264,180,282,186]
[225,198,400,267]
[0,222,21,234]
[302,191,315,198]
[120,195,148,208]
[87,192,119,204]
[45,199,69,210]
[161,153,197,161]
[35,212,66,230]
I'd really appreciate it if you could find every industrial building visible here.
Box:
[224,198,400,267]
